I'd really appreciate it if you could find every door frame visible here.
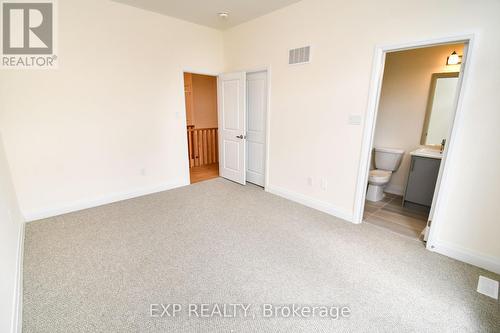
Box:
[352,34,475,252]
[181,66,271,190]
[180,69,220,185]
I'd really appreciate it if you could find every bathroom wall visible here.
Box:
[373,43,464,195]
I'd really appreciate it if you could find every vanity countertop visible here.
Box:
[410,148,443,159]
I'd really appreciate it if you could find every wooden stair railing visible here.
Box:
[187,127,218,168]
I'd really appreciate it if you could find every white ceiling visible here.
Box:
[112,0,303,30]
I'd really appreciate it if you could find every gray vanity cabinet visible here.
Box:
[404,156,441,207]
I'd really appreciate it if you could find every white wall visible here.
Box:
[0,0,224,220]
[374,44,463,195]
[1,0,499,278]
[223,0,500,270]
[0,133,23,333]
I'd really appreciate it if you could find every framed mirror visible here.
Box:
[421,72,459,146]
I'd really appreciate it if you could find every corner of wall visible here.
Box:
[11,222,25,333]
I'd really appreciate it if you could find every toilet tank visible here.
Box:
[374,147,404,171]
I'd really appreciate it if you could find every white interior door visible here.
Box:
[217,72,246,185]
[246,71,267,187]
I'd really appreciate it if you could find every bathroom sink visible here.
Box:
[410,148,443,159]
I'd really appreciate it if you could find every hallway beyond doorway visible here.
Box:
[190,163,219,184]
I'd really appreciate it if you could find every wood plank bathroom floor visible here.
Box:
[363,194,429,240]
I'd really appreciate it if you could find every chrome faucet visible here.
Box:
[440,139,446,153]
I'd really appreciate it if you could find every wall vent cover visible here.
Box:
[289,46,311,65]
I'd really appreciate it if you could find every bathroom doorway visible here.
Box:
[355,37,471,243]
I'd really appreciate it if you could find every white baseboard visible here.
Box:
[266,185,353,223]
[12,222,25,333]
[429,240,500,275]
[23,179,189,222]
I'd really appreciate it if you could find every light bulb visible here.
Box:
[447,51,460,65]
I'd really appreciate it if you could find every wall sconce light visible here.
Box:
[446,51,462,65]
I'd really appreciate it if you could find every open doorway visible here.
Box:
[183,70,269,187]
[358,41,468,242]
[183,72,220,184]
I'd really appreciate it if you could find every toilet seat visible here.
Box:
[369,169,392,184]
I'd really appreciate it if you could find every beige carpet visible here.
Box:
[23,178,500,332]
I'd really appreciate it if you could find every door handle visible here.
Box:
[236,135,244,139]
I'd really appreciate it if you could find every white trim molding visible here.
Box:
[429,240,500,275]
[12,222,25,333]
[353,45,386,224]
[266,184,353,223]
[23,179,188,222]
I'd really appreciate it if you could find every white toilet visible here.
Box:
[366,147,404,202]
